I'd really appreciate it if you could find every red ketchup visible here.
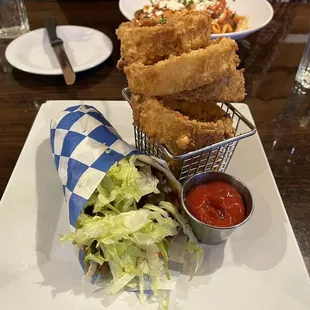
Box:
[185,181,245,227]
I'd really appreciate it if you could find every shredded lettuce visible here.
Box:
[159,201,204,273]
[84,251,106,265]
[89,157,160,214]
[60,157,203,308]
[62,207,178,293]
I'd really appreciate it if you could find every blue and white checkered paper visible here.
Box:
[50,105,138,227]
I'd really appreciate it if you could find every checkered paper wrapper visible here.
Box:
[50,105,187,292]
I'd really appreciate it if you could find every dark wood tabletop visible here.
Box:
[0,1,309,272]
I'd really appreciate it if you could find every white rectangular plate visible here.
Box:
[0,100,309,310]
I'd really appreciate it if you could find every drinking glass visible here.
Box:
[295,33,310,89]
[0,0,29,39]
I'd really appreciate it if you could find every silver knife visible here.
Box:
[45,18,76,85]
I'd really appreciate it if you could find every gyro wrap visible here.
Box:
[50,105,203,305]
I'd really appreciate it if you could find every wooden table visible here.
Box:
[0,1,309,272]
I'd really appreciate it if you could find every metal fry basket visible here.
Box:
[122,88,256,183]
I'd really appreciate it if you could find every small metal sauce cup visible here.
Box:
[181,172,254,245]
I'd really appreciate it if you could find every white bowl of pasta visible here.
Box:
[119,0,274,41]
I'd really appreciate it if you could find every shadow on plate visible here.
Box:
[181,242,225,278]
[35,139,64,264]
[176,241,225,302]
[230,188,287,270]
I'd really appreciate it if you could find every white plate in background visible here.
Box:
[5,26,113,75]
[119,0,274,40]
[0,100,309,310]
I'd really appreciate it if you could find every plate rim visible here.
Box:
[118,0,274,40]
[5,25,113,75]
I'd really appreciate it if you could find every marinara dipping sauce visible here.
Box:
[185,181,245,227]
